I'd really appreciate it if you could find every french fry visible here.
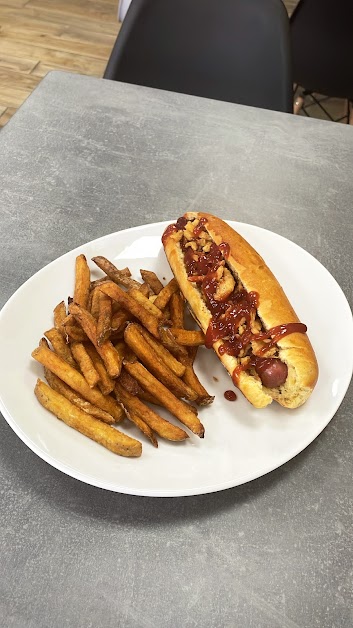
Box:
[32,345,124,422]
[133,282,150,298]
[115,382,188,442]
[35,379,141,457]
[60,314,87,342]
[53,301,67,333]
[180,348,214,406]
[99,282,161,338]
[90,276,110,290]
[118,368,161,405]
[86,289,93,313]
[124,323,197,401]
[140,269,164,294]
[152,278,179,311]
[90,268,131,290]
[186,345,198,365]
[110,283,152,333]
[111,309,130,333]
[118,366,197,413]
[114,341,128,362]
[84,344,115,395]
[169,328,205,346]
[128,288,165,321]
[140,268,163,294]
[92,256,140,290]
[96,292,112,345]
[158,327,188,358]
[69,303,122,378]
[44,328,76,367]
[44,367,114,423]
[169,292,185,328]
[90,286,102,320]
[62,325,87,342]
[122,405,158,448]
[70,342,100,388]
[138,326,186,377]
[74,254,91,308]
[123,361,204,438]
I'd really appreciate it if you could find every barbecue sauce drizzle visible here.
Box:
[169,219,307,388]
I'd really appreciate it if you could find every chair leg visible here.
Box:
[294,94,304,115]
[349,101,353,125]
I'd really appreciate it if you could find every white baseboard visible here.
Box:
[118,0,132,21]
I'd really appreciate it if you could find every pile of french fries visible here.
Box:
[32,254,214,458]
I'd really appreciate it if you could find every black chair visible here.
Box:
[104,0,292,113]
[290,0,353,122]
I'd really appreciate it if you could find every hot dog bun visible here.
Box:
[162,212,318,409]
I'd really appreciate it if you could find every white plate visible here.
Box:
[0,222,352,497]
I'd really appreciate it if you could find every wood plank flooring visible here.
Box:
[0,0,120,127]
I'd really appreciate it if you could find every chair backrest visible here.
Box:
[290,0,353,99]
[104,0,292,113]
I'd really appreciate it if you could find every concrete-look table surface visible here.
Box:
[0,72,352,628]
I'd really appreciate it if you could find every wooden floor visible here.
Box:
[0,0,120,127]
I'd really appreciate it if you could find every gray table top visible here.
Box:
[1,71,352,628]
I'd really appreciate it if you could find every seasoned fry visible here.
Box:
[84,344,115,395]
[158,327,188,358]
[92,256,140,290]
[123,406,158,448]
[70,342,100,388]
[111,308,130,333]
[179,346,214,405]
[35,379,141,457]
[133,282,150,298]
[140,269,164,294]
[69,303,122,378]
[62,325,87,342]
[44,328,76,367]
[86,289,93,313]
[74,254,91,308]
[32,345,124,422]
[169,328,205,347]
[114,341,128,362]
[115,382,188,441]
[91,269,131,291]
[124,323,197,401]
[53,301,67,333]
[99,282,161,338]
[90,276,110,290]
[118,368,161,405]
[128,288,165,320]
[60,314,87,342]
[90,286,102,320]
[186,345,198,365]
[180,351,214,406]
[123,361,204,438]
[169,292,185,328]
[153,278,179,311]
[138,326,186,377]
[44,367,114,423]
[96,292,112,345]
[183,364,214,405]
[61,313,75,326]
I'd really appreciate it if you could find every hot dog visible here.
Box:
[162,212,318,409]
